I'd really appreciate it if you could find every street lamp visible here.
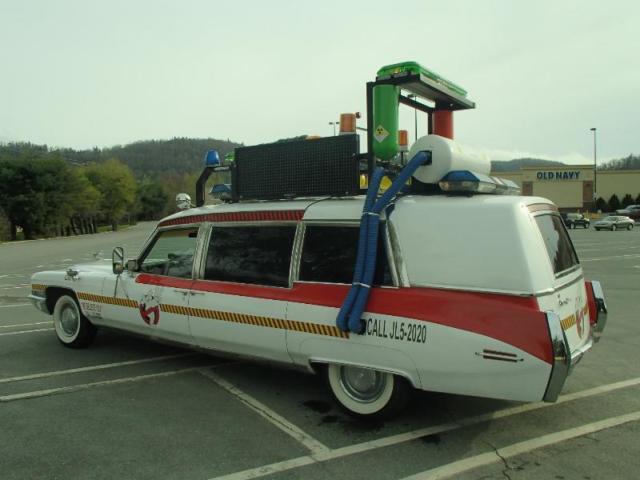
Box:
[590,127,597,204]
[329,121,339,136]
[407,94,418,141]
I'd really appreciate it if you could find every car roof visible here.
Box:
[157,195,558,226]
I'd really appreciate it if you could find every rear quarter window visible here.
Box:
[534,214,579,275]
[299,225,393,286]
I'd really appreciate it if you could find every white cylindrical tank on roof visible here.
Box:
[408,134,490,184]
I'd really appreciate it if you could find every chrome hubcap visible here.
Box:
[60,304,79,336]
[339,366,386,403]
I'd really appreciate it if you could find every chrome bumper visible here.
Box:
[590,280,608,342]
[29,294,49,314]
[543,311,571,402]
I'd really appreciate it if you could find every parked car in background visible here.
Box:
[616,205,640,222]
[593,215,634,231]
[561,213,590,229]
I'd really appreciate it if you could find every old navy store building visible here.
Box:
[493,166,640,212]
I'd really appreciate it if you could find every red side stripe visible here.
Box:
[158,210,304,227]
[135,275,551,364]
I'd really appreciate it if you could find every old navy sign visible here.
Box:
[536,171,581,180]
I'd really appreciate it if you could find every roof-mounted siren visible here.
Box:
[408,134,520,195]
[195,149,232,207]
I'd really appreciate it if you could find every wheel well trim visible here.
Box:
[308,358,419,389]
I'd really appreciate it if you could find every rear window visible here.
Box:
[204,226,296,287]
[299,225,393,285]
[534,214,579,275]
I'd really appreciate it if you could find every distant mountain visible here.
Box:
[0,138,241,178]
[491,158,566,172]
[599,154,640,171]
[57,137,242,177]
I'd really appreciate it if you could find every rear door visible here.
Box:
[533,213,591,357]
[187,223,297,363]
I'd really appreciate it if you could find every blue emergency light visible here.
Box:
[209,183,232,201]
[204,149,221,166]
[439,170,520,195]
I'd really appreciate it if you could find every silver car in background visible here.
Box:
[593,215,634,231]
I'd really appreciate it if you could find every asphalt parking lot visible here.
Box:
[1,223,639,480]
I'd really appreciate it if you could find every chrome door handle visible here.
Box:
[173,289,188,295]
[189,291,205,296]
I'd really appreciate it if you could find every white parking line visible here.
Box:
[208,376,640,480]
[0,364,223,402]
[581,254,640,262]
[199,369,330,455]
[0,303,31,308]
[0,321,51,329]
[0,328,53,337]
[400,411,640,480]
[0,353,195,384]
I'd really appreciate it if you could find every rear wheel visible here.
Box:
[612,225,617,231]
[325,364,410,419]
[53,295,96,348]
[628,224,634,230]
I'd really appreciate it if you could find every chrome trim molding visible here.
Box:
[29,294,49,314]
[569,337,594,371]
[590,280,608,342]
[543,311,571,402]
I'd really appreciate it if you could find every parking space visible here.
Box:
[1,225,639,479]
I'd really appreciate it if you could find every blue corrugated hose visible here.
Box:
[339,151,429,334]
[336,167,385,332]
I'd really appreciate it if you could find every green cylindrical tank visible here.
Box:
[372,84,399,161]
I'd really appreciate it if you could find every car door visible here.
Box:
[101,225,201,344]
[187,223,296,363]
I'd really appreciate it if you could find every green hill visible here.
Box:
[491,158,566,172]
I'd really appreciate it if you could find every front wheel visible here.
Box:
[325,364,410,419]
[53,295,96,348]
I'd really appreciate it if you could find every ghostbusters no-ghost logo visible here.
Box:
[139,291,160,325]
[575,298,586,339]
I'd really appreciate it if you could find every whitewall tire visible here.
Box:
[325,364,410,418]
[53,294,96,348]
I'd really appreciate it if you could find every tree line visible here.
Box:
[595,193,640,213]
[0,138,239,241]
[0,151,142,240]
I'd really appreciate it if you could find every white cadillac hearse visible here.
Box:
[29,63,608,418]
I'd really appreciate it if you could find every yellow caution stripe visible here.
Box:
[76,292,348,339]
[560,304,591,331]
[77,292,138,308]
[560,315,576,331]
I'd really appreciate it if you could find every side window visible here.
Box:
[204,226,297,287]
[138,228,199,278]
[534,214,579,275]
[299,225,393,286]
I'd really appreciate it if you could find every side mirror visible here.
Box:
[112,247,124,275]
[126,259,139,272]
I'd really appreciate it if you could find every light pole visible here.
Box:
[590,127,597,205]
[408,94,418,141]
[329,121,339,136]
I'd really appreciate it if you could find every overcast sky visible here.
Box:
[0,0,637,164]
